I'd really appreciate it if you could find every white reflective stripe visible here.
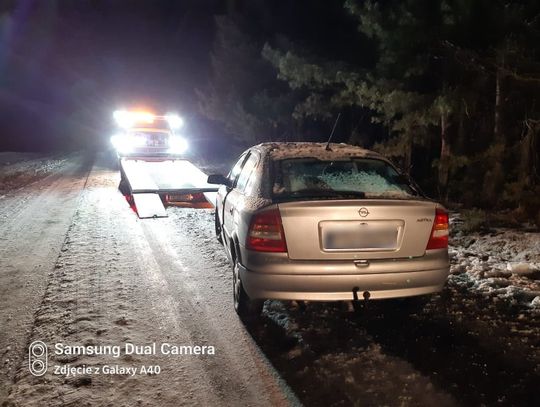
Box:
[432,229,449,238]
[249,230,282,240]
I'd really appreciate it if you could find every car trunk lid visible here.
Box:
[278,199,436,260]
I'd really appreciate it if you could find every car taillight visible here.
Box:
[246,208,287,253]
[426,208,449,250]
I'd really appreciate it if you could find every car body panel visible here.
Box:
[212,142,450,302]
[239,264,448,301]
[278,199,437,260]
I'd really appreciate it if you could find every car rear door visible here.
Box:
[222,152,259,243]
[219,152,247,242]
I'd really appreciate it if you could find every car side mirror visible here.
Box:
[207,174,230,186]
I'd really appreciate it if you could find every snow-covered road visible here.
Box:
[1,153,294,407]
[0,153,538,406]
[0,154,92,402]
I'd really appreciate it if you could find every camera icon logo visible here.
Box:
[28,341,48,376]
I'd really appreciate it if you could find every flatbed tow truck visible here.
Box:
[110,110,217,218]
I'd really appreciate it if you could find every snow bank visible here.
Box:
[449,214,540,311]
[0,152,43,165]
[0,152,68,191]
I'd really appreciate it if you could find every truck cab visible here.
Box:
[110,111,187,158]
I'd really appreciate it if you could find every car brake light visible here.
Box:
[246,208,287,253]
[426,208,449,250]
[190,192,206,202]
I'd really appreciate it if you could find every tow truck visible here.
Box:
[110,110,218,218]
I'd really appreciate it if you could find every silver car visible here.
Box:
[208,143,449,319]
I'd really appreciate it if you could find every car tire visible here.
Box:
[215,211,223,244]
[232,261,262,320]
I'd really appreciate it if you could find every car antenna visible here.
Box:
[325,112,341,151]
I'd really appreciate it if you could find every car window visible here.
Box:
[273,158,414,199]
[243,162,259,196]
[236,154,258,193]
[228,153,248,185]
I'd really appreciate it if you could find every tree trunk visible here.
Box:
[402,134,413,175]
[494,67,503,144]
[438,111,451,201]
[520,119,539,185]
[456,100,466,153]
[483,64,506,203]
[520,128,531,185]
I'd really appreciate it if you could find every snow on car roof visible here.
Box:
[254,142,383,161]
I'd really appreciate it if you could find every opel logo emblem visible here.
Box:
[358,207,369,217]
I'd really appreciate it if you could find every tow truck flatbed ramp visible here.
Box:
[132,193,168,218]
[120,158,218,218]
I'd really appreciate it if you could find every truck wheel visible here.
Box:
[233,261,262,321]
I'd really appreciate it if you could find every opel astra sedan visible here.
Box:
[208,142,449,319]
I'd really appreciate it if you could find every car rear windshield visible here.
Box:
[272,158,416,199]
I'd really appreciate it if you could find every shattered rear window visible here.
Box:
[272,158,415,199]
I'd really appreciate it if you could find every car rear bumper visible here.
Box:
[240,267,448,301]
[238,250,449,301]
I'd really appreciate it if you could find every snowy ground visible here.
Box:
[175,208,540,407]
[0,152,538,406]
[0,153,293,407]
[449,215,540,311]
[0,152,70,193]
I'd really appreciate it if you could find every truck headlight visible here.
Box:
[165,114,183,129]
[168,136,188,154]
[110,134,133,154]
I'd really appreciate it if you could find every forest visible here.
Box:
[198,0,540,226]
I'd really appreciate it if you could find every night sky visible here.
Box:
[0,0,360,154]
[0,0,222,151]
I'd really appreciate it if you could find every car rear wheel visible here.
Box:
[215,211,223,244]
[232,261,262,320]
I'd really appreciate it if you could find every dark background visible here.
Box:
[0,0,539,220]
[0,0,221,152]
[0,0,356,153]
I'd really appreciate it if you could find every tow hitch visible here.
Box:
[352,287,370,313]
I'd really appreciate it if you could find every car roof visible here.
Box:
[251,142,384,161]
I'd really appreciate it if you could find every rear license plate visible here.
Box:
[321,221,401,251]
[146,135,166,147]
[168,193,193,202]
